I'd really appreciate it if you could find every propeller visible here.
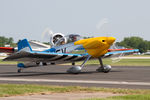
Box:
[110,43,125,63]
[42,28,53,39]
[41,28,67,47]
[84,18,125,65]
[96,18,109,36]
[96,18,109,31]
[41,28,54,46]
[97,18,125,63]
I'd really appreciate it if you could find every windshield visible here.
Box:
[67,34,82,43]
[55,34,82,46]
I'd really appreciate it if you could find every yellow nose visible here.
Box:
[107,37,116,45]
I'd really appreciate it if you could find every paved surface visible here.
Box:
[0,92,122,100]
[0,65,150,89]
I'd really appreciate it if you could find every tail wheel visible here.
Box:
[17,69,22,73]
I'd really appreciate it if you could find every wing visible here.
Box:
[3,39,88,64]
[103,49,139,58]
[4,50,88,63]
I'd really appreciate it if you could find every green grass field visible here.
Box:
[127,54,150,57]
[74,58,150,66]
[0,59,17,65]
[0,84,149,98]
[83,94,150,100]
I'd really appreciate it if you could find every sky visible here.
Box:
[0,0,150,42]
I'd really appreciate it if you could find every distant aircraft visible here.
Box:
[0,33,139,74]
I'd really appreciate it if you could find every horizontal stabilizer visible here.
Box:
[0,47,14,53]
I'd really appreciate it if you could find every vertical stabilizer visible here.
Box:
[18,39,32,51]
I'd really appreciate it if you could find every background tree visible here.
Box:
[117,36,150,53]
[0,36,16,47]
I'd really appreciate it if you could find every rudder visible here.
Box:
[18,39,32,51]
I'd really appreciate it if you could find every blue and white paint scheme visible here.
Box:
[3,38,139,74]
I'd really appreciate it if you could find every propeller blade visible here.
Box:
[41,28,53,40]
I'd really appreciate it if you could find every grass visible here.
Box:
[74,58,150,66]
[0,84,150,97]
[127,55,150,57]
[0,59,17,65]
[83,94,150,100]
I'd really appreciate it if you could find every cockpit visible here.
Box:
[54,34,82,46]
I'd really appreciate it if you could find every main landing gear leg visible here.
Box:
[67,56,91,74]
[96,57,111,73]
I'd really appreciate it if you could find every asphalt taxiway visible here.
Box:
[0,65,150,89]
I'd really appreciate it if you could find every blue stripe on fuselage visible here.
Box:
[30,51,88,57]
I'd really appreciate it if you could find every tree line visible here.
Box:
[0,36,16,47]
[116,36,150,53]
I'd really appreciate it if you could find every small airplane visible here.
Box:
[0,33,139,74]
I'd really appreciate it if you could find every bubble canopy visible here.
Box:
[54,34,82,46]
[67,34,82,42]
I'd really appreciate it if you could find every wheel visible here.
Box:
[67,66,81,74]
[103,65,111,73]
[17,69,21,73]
[103,70,110,73]
[42,62,47,66]
[96,65,111,73]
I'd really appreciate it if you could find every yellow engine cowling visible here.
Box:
[74,37,115,58]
